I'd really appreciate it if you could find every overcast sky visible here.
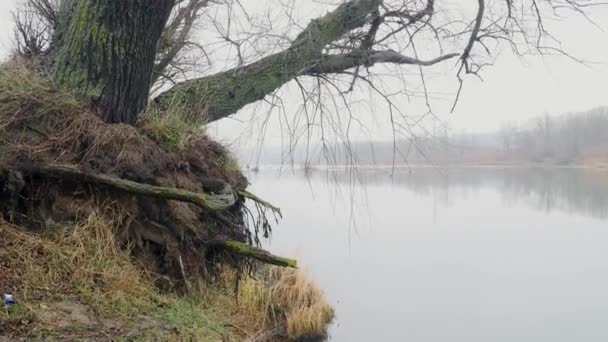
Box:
[2,1,607,150]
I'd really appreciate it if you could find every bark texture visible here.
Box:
[155,0,382,123]
[51,0,175,124]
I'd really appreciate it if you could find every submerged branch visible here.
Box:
[208,239,297,268]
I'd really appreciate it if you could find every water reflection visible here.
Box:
[297,167,608,219]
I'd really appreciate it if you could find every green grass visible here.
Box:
[140,103,206,149]
[0,303,36,336]
[0,303,35,321]
[152,295,229,339]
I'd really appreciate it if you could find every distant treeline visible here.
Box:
[240,107,608,167]
[456,106,608,165]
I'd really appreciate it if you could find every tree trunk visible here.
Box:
[51,0,175,124]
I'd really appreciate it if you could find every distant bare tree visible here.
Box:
[499,122,518,155]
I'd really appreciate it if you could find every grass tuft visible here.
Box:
[0,59,82,131]
[140,98,207,149]
[239,267,335,339]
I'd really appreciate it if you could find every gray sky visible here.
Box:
[0,2,15,54]
[2,1,608,149]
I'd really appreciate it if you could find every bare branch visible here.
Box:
[304,50,459,75]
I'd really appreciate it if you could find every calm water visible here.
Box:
[248,167,608,342]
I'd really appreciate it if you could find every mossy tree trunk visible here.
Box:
[51,0,175,124]
[155,0,382,123]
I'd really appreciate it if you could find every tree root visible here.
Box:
[32,164,284,216]
[22,163,295,268]
[34,164,237,210]
[208,239,297,268]
[239,190,282,217]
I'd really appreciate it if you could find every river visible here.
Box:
[248,167,608,342]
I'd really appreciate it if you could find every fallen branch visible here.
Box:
[34,164,237,211]
[208,239,297,268]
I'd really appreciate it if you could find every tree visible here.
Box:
[499,122,518,156]
[3,0,602,284]
[15,0,600,126]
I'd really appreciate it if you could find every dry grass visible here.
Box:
[0,216,329,341]
[0,59,82,131]
[215,151,243,180]
[0,212,331,341]
[0,59,168,172]
[0,212,234,340]
[0,211,155,317]
[238,267,335,340]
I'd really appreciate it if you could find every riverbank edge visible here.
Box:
[0,218,334,341]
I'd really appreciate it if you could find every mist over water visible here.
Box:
[249,167,608,342]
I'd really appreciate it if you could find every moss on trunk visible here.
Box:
[154,0,382,123]
[51,0,174,124]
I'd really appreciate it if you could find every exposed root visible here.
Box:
[240,190,282,218]
[208,240,297,268]
[33,163,238,211]
[0,58,286,290]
